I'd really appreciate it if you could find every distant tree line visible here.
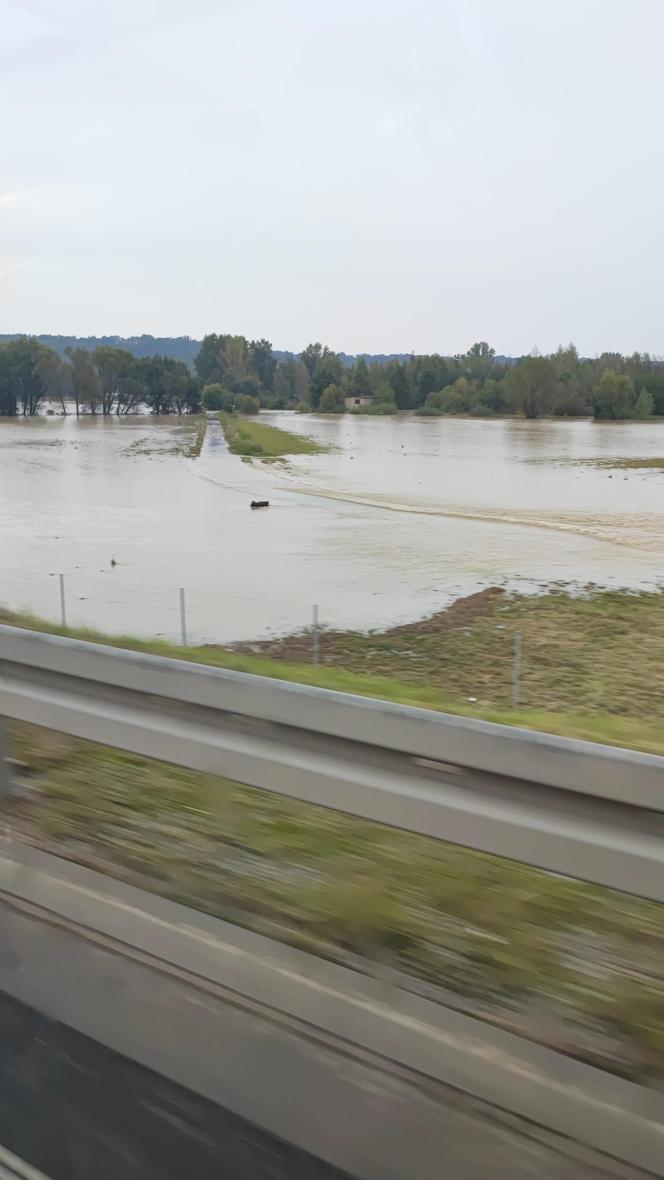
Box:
[196,335,664,421]
[0,339,200,417]
[2,333,664,421]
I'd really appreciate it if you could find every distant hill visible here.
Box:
[0,334,201,366]
[0,335,516,368]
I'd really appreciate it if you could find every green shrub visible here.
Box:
[318,384,345,413]
[202,383,234,411]
[415,404,445,417]
[351,402,398,415]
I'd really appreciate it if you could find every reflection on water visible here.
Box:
[0,413,662,643]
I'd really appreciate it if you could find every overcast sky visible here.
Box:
[1,0,663,355]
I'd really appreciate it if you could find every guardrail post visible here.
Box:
[59,573,67,629]
[512,631,522,709]
[312,604,320,665]
[179,587,188,647]
[0,719,11,812]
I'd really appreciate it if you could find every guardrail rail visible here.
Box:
[0,624,663,1179]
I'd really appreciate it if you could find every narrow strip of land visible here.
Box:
[218,412,324,457]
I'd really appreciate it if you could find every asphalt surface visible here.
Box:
[0,991,349,1180]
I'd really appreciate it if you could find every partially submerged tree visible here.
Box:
[66,347,102,416]
[592,370,635,420]
[507,356,557,419]
[0,338,54,416]
[318,383,345,413]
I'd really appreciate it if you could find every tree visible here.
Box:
[592,370,635,420]
[238,394,260,414]
[113,373,143,415]
[463,341,496,384]
[551,343,580,383]
[0,339,53,416]
[93,346,133,415]
[426,382,468,414]
[417,362,442,401]
[194,333,230,384]
[310,351,345,407]
[633,389,654,420]
[300,342,324,377]
[273,365,292,404]
[219,336,251,388]
[294,361,310,405]
[507,356,556,418]
[36,347,70,415]
[386,361,411,410]
[318,383,345,413]
[0,348,18,415]
[131,357,197,415]
[67,347,101,416]
[551,380,589,417]
[202,383,233,411]
[352,357,372,398]
[474,377,508,415]
[249,338,276,394]
[372,379,395,404]
[299,343,345,407]
[634,372,664,415]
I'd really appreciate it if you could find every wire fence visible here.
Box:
[0,566,525,707]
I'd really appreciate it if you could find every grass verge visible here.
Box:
[218,412,324,457]
[2,588,664,754]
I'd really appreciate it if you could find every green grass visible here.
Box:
[584,456,664,470]
[218,412,325,457]
[9,719,664,1081]
[536,456,664,471]
[3,590,664,1080]
[2,590,664,755]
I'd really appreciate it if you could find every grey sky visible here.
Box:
[1,0,663,355]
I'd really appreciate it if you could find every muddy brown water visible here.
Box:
[1,413,663,644]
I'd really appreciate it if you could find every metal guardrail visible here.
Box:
[0,624,663,901]
[0,625,664,1177]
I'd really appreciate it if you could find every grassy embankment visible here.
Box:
[3,586,664,1081]
[218,412,323,458]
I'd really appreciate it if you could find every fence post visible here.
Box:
[179,587,188,647]
[312,604,320,665]
[59,573,67,629]
[512,631,522,709]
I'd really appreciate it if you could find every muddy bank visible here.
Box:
[230,587,505,662]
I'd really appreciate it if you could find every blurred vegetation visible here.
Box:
[8,725,664,1083]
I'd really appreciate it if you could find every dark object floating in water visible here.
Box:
[250,500,270,509]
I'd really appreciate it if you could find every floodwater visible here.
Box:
[1,412,663,643]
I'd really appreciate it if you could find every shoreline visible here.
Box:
[2,584,663,755]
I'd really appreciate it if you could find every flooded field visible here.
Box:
[1,412,663,643]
